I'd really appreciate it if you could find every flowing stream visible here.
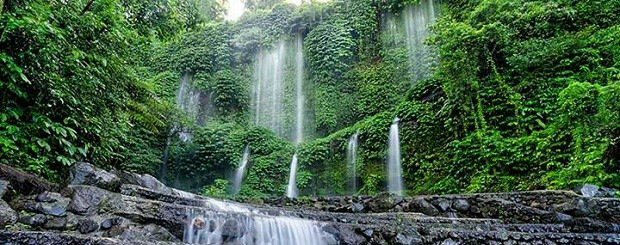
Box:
[388,118,404,195]
[231,146,251,195]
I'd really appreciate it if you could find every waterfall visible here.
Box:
[184,199,334,245]
[382,0,439,83]
[402,0,439,82]
[347,132,359,195]
[174,72,215,141]
[286,153,299,198]
[388,118,404,196]
[253,40,287,136]
[232,146,251,195]
[294,34,305,145]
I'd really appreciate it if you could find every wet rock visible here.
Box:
[0,230,142,244]
[101,216,128,230]
[435,199,452,212]
[67,185,110,215]
[351,202,364,213]
[0,180,9,198]
[0,200,18,227]
[18,213,47,226]
[221,219,243,241]
[409,198,439,216]
[35,192,64,203]
[77,217,99,234]
[114,171,173,195]
[440,238,460,245]
[367,193,401,212]
[11,194,69,217]
[69,162,121,191]
[43,217,67,230]
[118,224,180,242]
[453,199,470,212]
[394,233,423,245]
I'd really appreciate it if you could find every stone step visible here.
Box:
[0,231,181,245]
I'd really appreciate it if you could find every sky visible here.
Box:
[225,0,307,21]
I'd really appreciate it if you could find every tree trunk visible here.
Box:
[0,164,57,196]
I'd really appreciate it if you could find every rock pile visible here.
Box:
[0,162,619,244]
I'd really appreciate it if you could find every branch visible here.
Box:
[80,0,95,15]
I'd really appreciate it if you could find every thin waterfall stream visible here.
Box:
[347,132,359,195]
[232,146,251,195]
[388,117,404,195]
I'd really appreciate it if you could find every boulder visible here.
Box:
[44,217,67,230]
[0,200,18,227]
[114,171,172,195]
[77,217,100,234]
[67,185,111,215]
[409,198,439,216]
[69,162,121,191]
[452,199,470,212]
[18,213,47,226]
[0,164,55,195]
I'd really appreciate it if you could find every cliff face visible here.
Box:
[0,162,619,245]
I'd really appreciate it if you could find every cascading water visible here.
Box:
[382,0,440,83]
[388,118,404,196]
[294,34,305,145]
[286,153,299,198]
[253,40,287,136]
[232,146,251,195]
[347,132,359,195]
[403,0,439,82]
[184,198,333,245]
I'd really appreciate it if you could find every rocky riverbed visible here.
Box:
[0,162,619,244]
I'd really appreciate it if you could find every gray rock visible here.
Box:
[575,184,600,197]
[67,185,110,215]
[599,187,619,198]
[114,171,172,195]
[440,238,460,245]
[43,217,67,230]
[35,192,65,203]
[0,200,17,227]
[453,199,470,212]
[11,194,69,217]
[0,230,144,245]
[436,199,452,212]
[221,219,243,241]
[37,199,70,217]
[0,180,9,198]
[394,233,423,245]
[410,198,439,216]
[78,217,99,234]
[362,228,374,238]
[69,162,121,191]
[18,213,47,226]
[351,202,364,213]
[118,224,180,242]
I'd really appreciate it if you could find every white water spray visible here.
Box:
[388,118,404,196]
[347,132,360,195]
[184,199,333,245]
[294,34,305,145]
[232,146,251,195]
[253,41,287,136]
[286,153,299,198]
